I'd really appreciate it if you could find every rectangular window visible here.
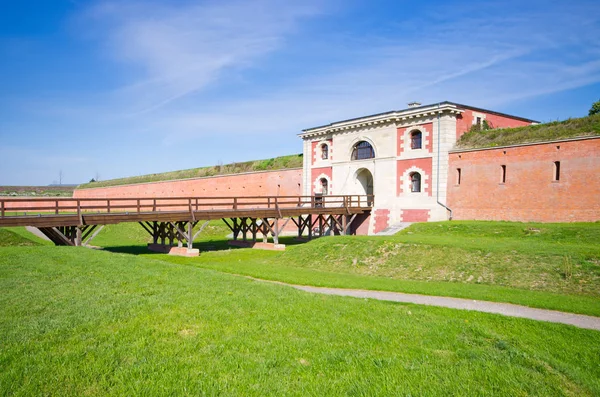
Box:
[457,168,462,185]
[476,117,482,126]
[554,161,561,181]
[501,165,506,183]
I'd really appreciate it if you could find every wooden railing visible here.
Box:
[0,195,374,218]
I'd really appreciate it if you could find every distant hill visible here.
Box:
[78,154,303,189]
[456,113,600,149]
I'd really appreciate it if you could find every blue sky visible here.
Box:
[1,0,599,185]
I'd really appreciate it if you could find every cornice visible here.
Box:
[299,103,462,139]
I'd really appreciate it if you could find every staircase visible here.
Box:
[376,222,413,236]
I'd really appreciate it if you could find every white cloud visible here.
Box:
[84,0,324,113]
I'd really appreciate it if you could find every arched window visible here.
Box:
[351,141,375,160]
[410,131,422,149]
[410,172,421,193]
[320,178,328,195]
[321,144,329,160]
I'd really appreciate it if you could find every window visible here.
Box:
[554,161,561,181]
[410,172,421,193]
[476,116,482,127]
[321,144,329,160]
[501,165,506,184]
[457,168,462,185]
[410,131,422,149]
[320,178,328,195]
[351,141,375,160]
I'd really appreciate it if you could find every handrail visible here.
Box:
[0,195,375,219]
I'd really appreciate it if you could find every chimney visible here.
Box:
[408,101,421,108]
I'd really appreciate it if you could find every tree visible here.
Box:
[89,178,96,183]
[589,99,600,116]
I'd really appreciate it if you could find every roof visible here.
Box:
[299,101,538,138]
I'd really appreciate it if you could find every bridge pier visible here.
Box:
[140,221,203,256]
[37,225,100,247]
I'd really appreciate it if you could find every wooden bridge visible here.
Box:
[0,195,373,255]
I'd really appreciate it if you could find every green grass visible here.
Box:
[82,220,600,316]
[457,113,600,149]
[1,246,599,395]
[78,154,303,189]
[0,227,52,247]
[0,185,75,197]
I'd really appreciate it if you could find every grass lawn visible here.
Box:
[82,220,600,316]
[1,246,599,395]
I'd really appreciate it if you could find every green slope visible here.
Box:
[456,113,600,149]
[78,154,303,189]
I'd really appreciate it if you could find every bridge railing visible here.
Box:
[0,195,374,218]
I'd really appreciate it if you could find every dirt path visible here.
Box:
[254,279,600,331]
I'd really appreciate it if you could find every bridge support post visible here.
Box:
[140,221,200,257]
[38,225,94,247]
[273,218,279,245]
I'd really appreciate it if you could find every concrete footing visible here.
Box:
[148,243,200,257]
[228,241,286,251]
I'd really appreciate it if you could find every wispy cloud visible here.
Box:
[83,0,324,113]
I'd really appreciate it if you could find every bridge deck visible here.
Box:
[0,195,373,228]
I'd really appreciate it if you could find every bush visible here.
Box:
[589,100,600,116]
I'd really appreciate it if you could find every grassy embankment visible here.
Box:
[77,154,303,189]
[0,185,75,197]
[83,220,600,316]
[457,113,600,149]
[1,238,599,395]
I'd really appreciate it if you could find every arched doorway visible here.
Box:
[356,169,374,205]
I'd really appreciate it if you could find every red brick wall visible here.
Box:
[311,141,319,164]
[401,209,430,222]
[74,168,303,199]
[310,167,333,194]
[397,158,433,196]
[352,212,371,235]
[373,209,390,234]
[397,123,433,155]
[456,109,533,139]
[447,138,600,222]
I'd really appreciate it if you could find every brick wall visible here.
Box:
[401,209,430,222]
[352,212,371,235]
[74,168,303,199]
[447,137,600,222]
[455,109,533,139]
[373,209,390,234]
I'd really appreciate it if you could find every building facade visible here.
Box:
[300,102,535,234]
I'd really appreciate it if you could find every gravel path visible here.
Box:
[257,280,600,331]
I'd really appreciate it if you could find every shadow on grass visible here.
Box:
[102,236,308,256]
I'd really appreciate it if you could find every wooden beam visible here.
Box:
[192,220,211,241]
[81,225,96,241]
[139,221,154,236]
[83,225,104,246]
[222,218,234,233]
